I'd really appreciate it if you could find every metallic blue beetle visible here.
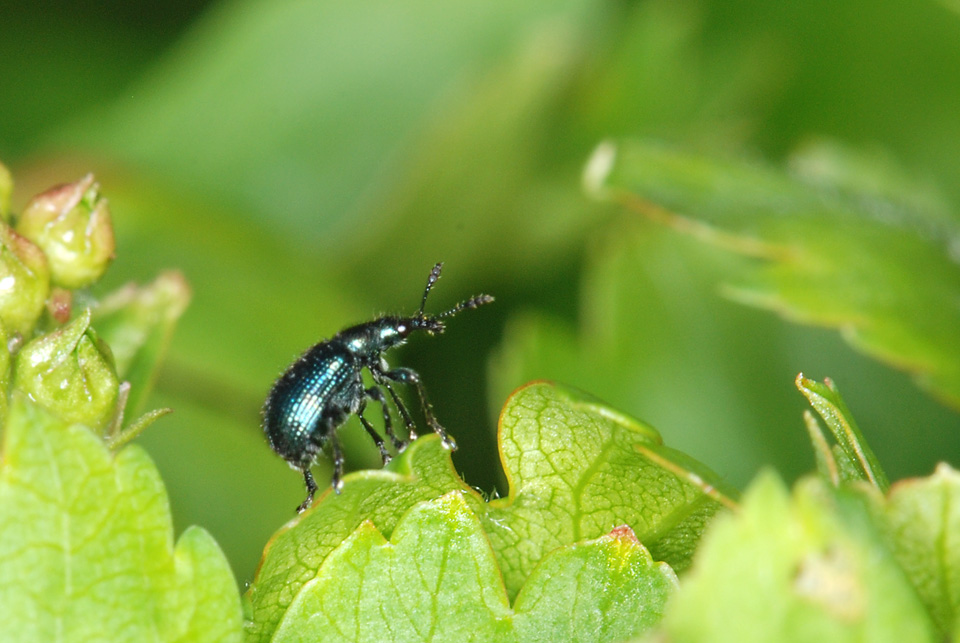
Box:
[262,263,493,513]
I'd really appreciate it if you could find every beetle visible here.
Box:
[262,262,493,513]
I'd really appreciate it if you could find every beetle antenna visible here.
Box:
[418,262,444,319]
[435,294,495,320]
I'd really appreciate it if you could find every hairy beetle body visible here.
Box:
[262,263,493,513]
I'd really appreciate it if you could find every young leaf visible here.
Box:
[271,493,675,643]
[511,524,677,641]
[873,463,960,638]
[245,435,469,643]
[0,394,242,642]
[796,374,889,492]
[247,381,732,642]
[803,410,842,486]
[586,140,960,410]
[660,472,938,642]
[483,381,737,595]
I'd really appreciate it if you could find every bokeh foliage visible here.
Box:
[2,0,958,588]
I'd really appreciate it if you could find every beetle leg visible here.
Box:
[378,378,419,444]
[297,468,318,513]
[329,429,345,494]
[356,399,391,464]
[365,386,405,451]
[381,367,457,451]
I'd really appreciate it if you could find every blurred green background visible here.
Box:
[2,0,959,585]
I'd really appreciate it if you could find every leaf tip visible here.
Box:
[608,524,640,544]
[932,461,960,481]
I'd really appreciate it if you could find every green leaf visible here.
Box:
[873,463,960,638]
[245,435,468,643]
[272,492,513,643]
[483,382,737,595]
[796,374,888,492]
[271,492,675,643]
[511,523,677,641]
[586,139,960,410]
[803,410,842,486]
[174,526,246,643]
[660,471,938,642]
[247,381,732,642]
[0,394,242,642]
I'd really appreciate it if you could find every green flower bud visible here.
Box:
[16,174,115,289]
[0,323,10,429]
[92,271,190,418]
[0,161,12,221]
[0,223,51,335]
[13,308,120,433]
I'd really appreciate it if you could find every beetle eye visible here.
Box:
[397,324,407,334]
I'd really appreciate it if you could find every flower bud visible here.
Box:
[0,161,12,221]
[16,174,115,289]
[93,271,190,416]
[0,223,50,335]
[0,324,10,427]
[13,308,120,433]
